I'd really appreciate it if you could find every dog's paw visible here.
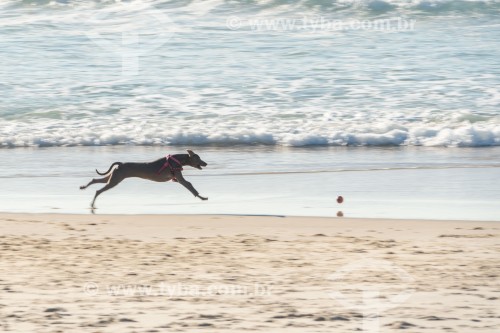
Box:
[80,186,86,190]
[197,195,208,201]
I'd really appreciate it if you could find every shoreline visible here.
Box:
[1,146,500,221]
[2,211,500,222]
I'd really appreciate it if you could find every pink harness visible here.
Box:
[157,155,183,177]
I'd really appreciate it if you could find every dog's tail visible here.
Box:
[96,162,122,176]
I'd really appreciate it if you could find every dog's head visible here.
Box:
[187,150,207,170]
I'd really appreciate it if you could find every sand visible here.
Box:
[0,213,499,332]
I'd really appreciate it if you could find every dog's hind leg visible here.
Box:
[80,175,110,190]
[90,172,125,208]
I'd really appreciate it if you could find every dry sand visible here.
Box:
[0,213,499,332]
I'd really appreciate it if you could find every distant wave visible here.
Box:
[239,0,500,16]
[3,0,500,17]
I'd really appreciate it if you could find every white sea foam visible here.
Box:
[1,114,499,147]
[1,0,499,148]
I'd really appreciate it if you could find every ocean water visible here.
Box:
[0,1,499,219]
[1,0,499,147]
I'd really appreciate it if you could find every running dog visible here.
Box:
[80,150,208,208]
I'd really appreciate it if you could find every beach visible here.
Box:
[1,0,500,331]
[1,213,499,332]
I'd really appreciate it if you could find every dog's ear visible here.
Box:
[187,150,195,157]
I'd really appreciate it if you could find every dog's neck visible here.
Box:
[172,154,190,166]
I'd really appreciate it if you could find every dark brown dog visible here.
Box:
[80,150,208,208]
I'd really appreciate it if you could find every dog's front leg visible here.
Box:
[173,171,208,201]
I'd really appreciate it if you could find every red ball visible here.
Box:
[337,196,344,204]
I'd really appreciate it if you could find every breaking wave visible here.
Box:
[1,115,499,147]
